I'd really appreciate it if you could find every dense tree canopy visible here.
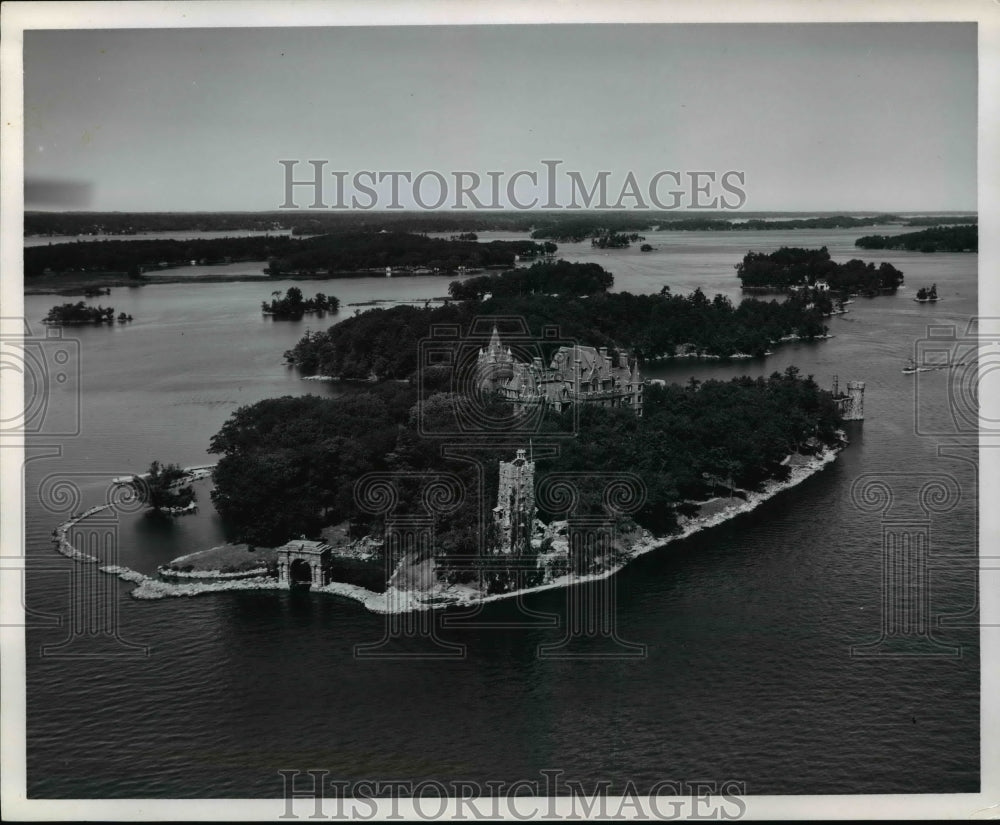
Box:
[855,224,977,253]
[657,215,900,232]
[25,236,294,278]
[448,260,613,301]
[284,277,828,379]
[262,287,339,320]
[266,232,550,275]
[207,369,843,550]
[141,461,196,512]
[283,262,831,380]
[43,302,115,324]
[735,246,904,294]
[24,231,552,279]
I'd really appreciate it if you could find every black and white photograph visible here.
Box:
[1,1,997,819]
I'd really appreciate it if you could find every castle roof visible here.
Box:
[487,325,503,353]
[550,345,631,381]
[504,362,537,395]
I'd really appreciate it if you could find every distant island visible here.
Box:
[25,231,556,290]
[25,235,296,280]
[592,231,645,249]
[528,213,929,242]
[854,224,977,253]
[43,302,131,325]
[735,246,904,297]
[264,231,554,276]
[284,261,832,377]
[25,209,976,240]
[262,287,339,319]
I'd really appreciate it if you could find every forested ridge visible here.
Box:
[854,224,977,253]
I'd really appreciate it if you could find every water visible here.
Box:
[23,225,978,797]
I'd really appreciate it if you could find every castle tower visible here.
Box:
[632,357,643,417]
[476,325,514,393]
[493,448,536,554]
[845,380,865,421]
[831,375,865,421]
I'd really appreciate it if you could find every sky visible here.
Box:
[22,22,977,213]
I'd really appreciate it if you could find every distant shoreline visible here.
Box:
[25,270,479,296]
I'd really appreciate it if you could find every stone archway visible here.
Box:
[289,558,313,585]
[277,540,332,589]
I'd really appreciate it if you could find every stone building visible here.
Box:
[831,375,865,421]
[493,448,536,554]
[476,326,643,417]
[276,539,332,588]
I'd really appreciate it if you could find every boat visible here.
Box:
[914,284,939,303]
[902,358,935,374]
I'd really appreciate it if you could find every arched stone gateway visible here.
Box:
[289,559,313,584]
[276,540,332,588]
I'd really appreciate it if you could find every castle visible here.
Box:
[493,448,536,554]
[831,375,865,421]
[476,326,643,417]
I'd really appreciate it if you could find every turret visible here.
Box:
[846,380,865,421]
[494,448,537,554]
[632,357,643,417]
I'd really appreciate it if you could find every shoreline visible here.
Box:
[25,268,490,296]
[365,441,842,614]
[50,444,843,613]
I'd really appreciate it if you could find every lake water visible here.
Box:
[22,225,979,797]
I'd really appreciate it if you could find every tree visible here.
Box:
[141,460,196,512]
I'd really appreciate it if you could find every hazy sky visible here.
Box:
[23,23,977,212]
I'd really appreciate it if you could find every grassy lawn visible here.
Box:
[164,543,279,574]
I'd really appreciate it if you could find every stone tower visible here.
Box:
[493,448,536,554]
[845,380,865,421]
[476,325,515,393]
[832,375,865,421]
[630,357,643,417]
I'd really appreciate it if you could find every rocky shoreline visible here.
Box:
[50,444,843,613]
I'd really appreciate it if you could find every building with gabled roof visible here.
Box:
[476,326,643,417]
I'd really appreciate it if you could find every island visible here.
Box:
[24,208,975,242]
[264,231,554,276]
[120,362,845,610]
[262,287,339,319]
[42,239,873,612]
[25,230,557,292]
[43,302,117,325]
[854,224,977,253]
[591,231,645,249]
[285,261,831,375]
[735,246,904,298]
